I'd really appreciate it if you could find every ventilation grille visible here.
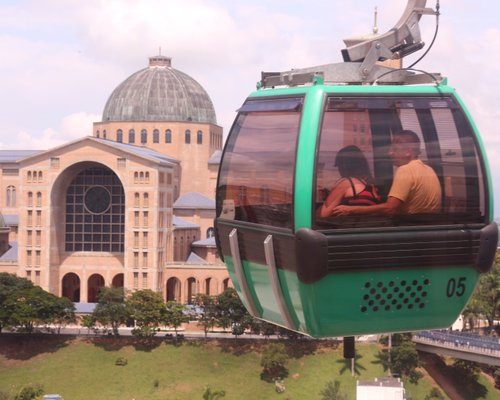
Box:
[360,278,430,313]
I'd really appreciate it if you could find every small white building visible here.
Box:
[451,314,464,331]
[356,377,406,400]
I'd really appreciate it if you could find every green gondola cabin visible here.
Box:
[214,0,497,337]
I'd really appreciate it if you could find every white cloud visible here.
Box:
[0,111,99,150]
[60,112,101,139]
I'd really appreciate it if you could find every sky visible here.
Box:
[0,0,499,214]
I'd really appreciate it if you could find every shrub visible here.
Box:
[115,356,128,366]
[14,384,43,400]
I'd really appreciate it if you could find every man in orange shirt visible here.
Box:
[332,130,441,217]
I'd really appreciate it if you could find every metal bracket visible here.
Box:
[264,235,297,331]
[342,0,438,78]
[229,228,261,318]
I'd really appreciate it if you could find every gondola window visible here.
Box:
[314,96,486,228]
[217,98,302,229]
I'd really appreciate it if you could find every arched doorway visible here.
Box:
[223,278,231,291]
[112,273,124,288]
[204,277,212,296]
[88,274,105,302]
[166,277,181,302]
[62,273,80,302]
[187,277,197,304]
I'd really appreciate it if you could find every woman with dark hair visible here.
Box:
[318,145,381,218]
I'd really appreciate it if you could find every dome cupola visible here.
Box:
[102,55,217,124]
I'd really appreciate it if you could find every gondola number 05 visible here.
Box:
[446,277,467,298]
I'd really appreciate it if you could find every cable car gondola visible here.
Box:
[214,0,498,338]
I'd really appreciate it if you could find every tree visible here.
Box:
[474,257,499,329]
[462,297,482,331]
[465,252,500,330]
[127,289,165,337]
[260,343,289,381]
[81,314,96,335]
[390,340,421,382]
[215,288,250,336]
[164,301,188,339]
[494,367,500,389]
[451,359,480,381]
[49,296,76,333]
[5,286,62,333]
[193,293,217,338]
[0,273,34,333]
[92,287,128,335]
[320,380,347,400]
[260,322,277,338]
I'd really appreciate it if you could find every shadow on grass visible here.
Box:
[284,340,319,358]
[217,338,338,358]
[90,336,162,352]
[219,339,261,356]
[260,366,289,383]
[425,354,488,399]
[0,333,72,360]
[372,349,390,372]
[336,353,367,375]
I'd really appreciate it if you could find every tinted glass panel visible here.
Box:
[217,98,302,229]
[315,95,486,229]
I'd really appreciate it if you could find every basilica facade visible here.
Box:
[0,55,231,304]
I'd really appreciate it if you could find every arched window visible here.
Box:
[129,129,135,143]
[117,129,123,143]
[134,192,140,207]
[27,192,33,207]
[206,227,215,238]
[141,129,147,144]
[65,167,125,253]
[197,130,203,144]
[103,130,107,139]
[165,129,172,143]
[36,192,42,207]
[6,186,16,207]
[153,129,159,143]
[185,130,191,144]
[96,130,100,138]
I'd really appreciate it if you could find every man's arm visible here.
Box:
[331,196,403,216]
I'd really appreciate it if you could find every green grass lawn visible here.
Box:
[0,335,496,400]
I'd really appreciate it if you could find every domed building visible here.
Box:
[93,55,223,200]
[0,55,230,304]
